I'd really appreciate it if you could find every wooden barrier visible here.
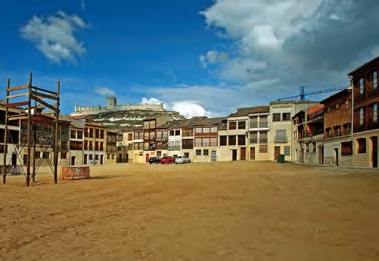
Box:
[60,166,90,181]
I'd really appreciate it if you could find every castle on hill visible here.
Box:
[71,97,164,115]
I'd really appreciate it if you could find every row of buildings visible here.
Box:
[1,55,379,169]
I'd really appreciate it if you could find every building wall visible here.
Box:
[352,130,379,167]
[323,137,353,166]
[68,150,83,166]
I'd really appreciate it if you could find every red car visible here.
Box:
[161,156,174,164]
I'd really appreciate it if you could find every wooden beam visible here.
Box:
[5,101,29,108]
[7,115,28,121]
[6,91,29,99]
[31,91,58,101]
[6,84,29,92]
[31,95,59,113]
[32,86,57,95]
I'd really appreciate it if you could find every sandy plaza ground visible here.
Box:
[1,161,379,260]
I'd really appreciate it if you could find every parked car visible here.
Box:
[161,156,174,164]
[148,157,161,164]
[175,155,191,164]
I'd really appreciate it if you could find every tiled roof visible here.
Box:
[194,117,227,127]
[320,88,350,104]
[228,106,269,117]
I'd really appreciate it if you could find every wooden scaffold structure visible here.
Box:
[2,73,61,186]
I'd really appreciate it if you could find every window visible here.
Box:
[282,113,291,121]
[260,131,268,143]
[95,155,99,160]
[220,136,227,146]
[196,149,201,155]
[170,130,175,136]
[203,127,210,133]
[259,145,268,153]
[128,133,133,140]
[374,103,378,123]
[359,78,364,94]
[284,146,290,156]
[195,138,202,147]
[273,113,281,122]
[250,132,258,143]
[345,100,349,109]
[238,135,246,145]
[341,142,352,156]
[228,135,236,146]
[326,128,332,138]
[312,142,317,153]
[175,130,180,136]
[107,154,110,159]
[202,137,210,147]
[210,137,217,147]
[357,138,366,153]
[61,152,67,159]
[238,121,246,129]
[210,127,217,133]
[89,154,93,160]
[275,130,287,143]
[195,127,202,133]
[111,154,115,160]
[335,103,339,110]
[229,122,236,130]
[0,145,6,153]
[203,149,209,156]
[182,139,193,149]
[360,108,364,125]
[43,152,49,159]
[373,71,377,89]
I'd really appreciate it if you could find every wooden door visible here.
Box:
[145,153,149,163]
[232,150,237,161]
[211,151,217,162]
[250,147,255,160]
[84,154,87,165]
[334,148,339,166]
[274,146,280,160]
[71,156,75,166]
[372,137,378,168]
[240,147,246,160]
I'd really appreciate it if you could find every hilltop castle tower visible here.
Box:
[107,97,117,110]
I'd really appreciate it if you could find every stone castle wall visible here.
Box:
[72,98,164,115]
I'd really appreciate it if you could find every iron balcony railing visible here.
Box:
[249,138,268,144]
[250,122,268,128]
[274,136,288,143]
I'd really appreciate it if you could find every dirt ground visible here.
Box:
[1,161,379,261]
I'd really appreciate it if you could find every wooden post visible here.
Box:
[32,123,36,183]
[3,78,10,184]
[26,72,32,187]
[53,80,60,184]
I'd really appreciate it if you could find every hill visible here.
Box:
[88,109,185,129]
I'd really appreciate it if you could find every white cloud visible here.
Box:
[21,11,88,63]
[95,87,116,97]
[141,97,163,105]
[199,50,229,68]
[171,101,209,118]
[199,0,379,95]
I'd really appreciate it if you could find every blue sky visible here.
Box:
[1,0,379,117]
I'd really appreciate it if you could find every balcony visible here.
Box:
[249,138,267,144]
[250,122,268,128]
[274,136,288,143]
[168,146,181,151]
